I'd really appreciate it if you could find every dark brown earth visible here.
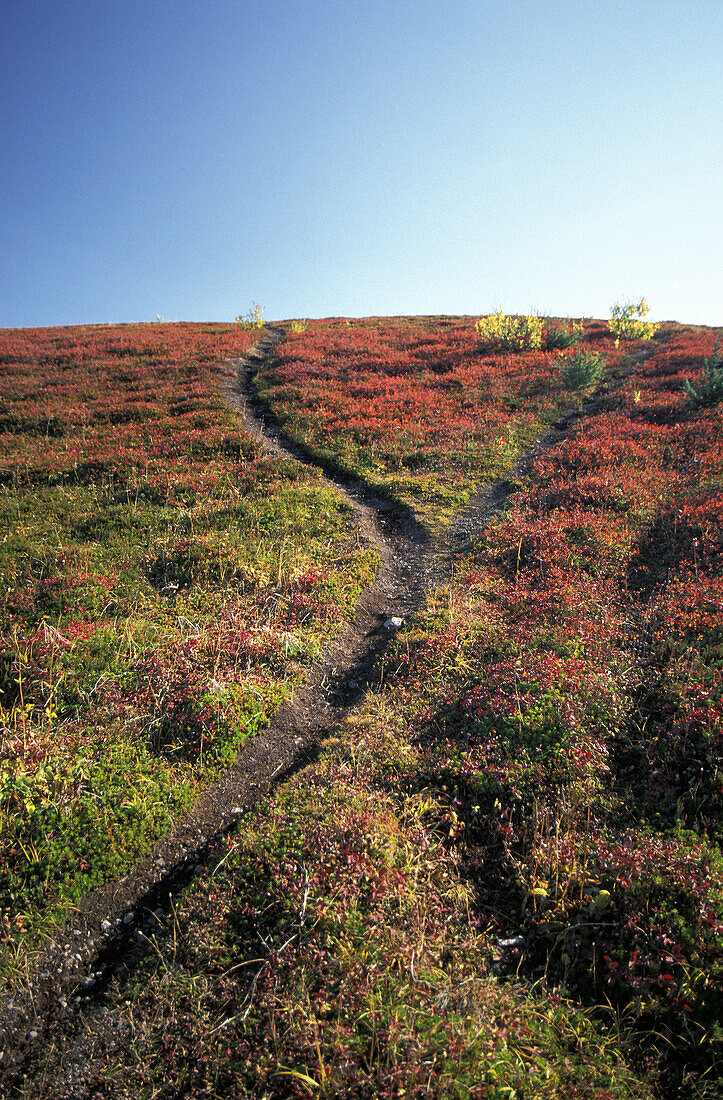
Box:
[0,327,630,1096]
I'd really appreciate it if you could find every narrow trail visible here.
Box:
[0,327,617,1093]
[0,328,435,1089]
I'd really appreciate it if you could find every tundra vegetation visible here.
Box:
[0,322,377,967]
[1,311,723,1098]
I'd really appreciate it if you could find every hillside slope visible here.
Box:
[1,314,722,1097]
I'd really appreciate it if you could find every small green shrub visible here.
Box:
[559,349,606,390]
[545,319,583,350]
[475,311,543,351]
[609,299,657,344]
[682,335,723,408]
[290,319,309,333]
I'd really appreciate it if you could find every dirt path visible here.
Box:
[0,328,617,1093]
[0,330,436,1090]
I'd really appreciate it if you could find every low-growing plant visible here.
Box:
[290,318,309,333]
[7,316,723,1098]
[260,317,569,527]
[559,349,606,390]
[0,321,381,973]
[475,311,543,351]
[609,299,657,344]
[545,319,584,350]
[682,334,723,408]
[235,302,265,330]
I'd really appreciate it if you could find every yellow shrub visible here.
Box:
[235,302,265,330]
[475,312,544,351]
[608,299,657,344]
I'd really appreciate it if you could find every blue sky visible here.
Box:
[1,0,721,328]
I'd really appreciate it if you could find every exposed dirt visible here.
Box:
[0,327,622,1095]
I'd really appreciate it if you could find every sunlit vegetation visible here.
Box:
[257,315,613,526]
[608,300,658,345]
[4,315,723,1098]
[0,322,377,967]
[683,335,723,409]
[475,310,545,351]
[559,348,606,390]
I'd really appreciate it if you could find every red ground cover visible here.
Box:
[259,316,605,513]
[376,321,723,1073]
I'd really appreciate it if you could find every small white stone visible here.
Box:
[497,935,526,949]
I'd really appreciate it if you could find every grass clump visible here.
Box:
[682,334,723,408]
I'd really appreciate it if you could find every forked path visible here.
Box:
[0,327,596,1090]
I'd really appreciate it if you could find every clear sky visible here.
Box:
[1,0,721,328]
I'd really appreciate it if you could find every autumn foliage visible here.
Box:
[249,316,723,1093]
[0,321,376,961]
[2,315,722,1097]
